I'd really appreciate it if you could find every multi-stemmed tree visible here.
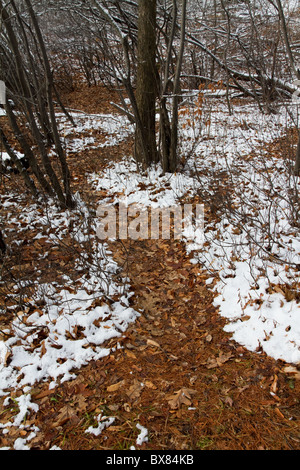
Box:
[0,0,74,208]
[88,0,188,173]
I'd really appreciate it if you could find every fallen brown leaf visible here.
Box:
[147,339,160,348]
[270,374,278,394]
[125,350,137,359]
[126,379,143,402]
[223,396,233,407]
[34,388,55,400]
[283,365,300,380]
[53,405,76,427]
[145,380,157,390]
[205,351,233,369]
[107,380,125,392]
[167,388,197,410]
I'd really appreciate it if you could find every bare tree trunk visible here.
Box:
[90,0,158,169]
[275,0,300,80]
[10,0,54,147]
[134,0,158,168]
[274,0,300,175]
[0,230,6,256]
[159,0,177,173]
[0,0,74,209]
[295,132,300,176]
[24,0,74,209]
[169,0,187,173]
[220,0,233,115]
[89,0,186,173]
[1,2,64,203]
[159,0,187,173]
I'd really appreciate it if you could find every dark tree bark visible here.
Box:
[0,230,6,256]
[134,0,158,167]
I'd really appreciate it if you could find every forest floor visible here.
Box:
[0,85,299,451]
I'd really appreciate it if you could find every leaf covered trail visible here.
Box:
[0,84,299,450]
[11,234,297,451]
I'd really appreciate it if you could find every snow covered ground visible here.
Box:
[90,151,300,364]
[91,96,300,363]
[57,111,134,152]
[0,95,299,448]
[88,97,300,365]
[180,99,300,364]
[0,191,139,448]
